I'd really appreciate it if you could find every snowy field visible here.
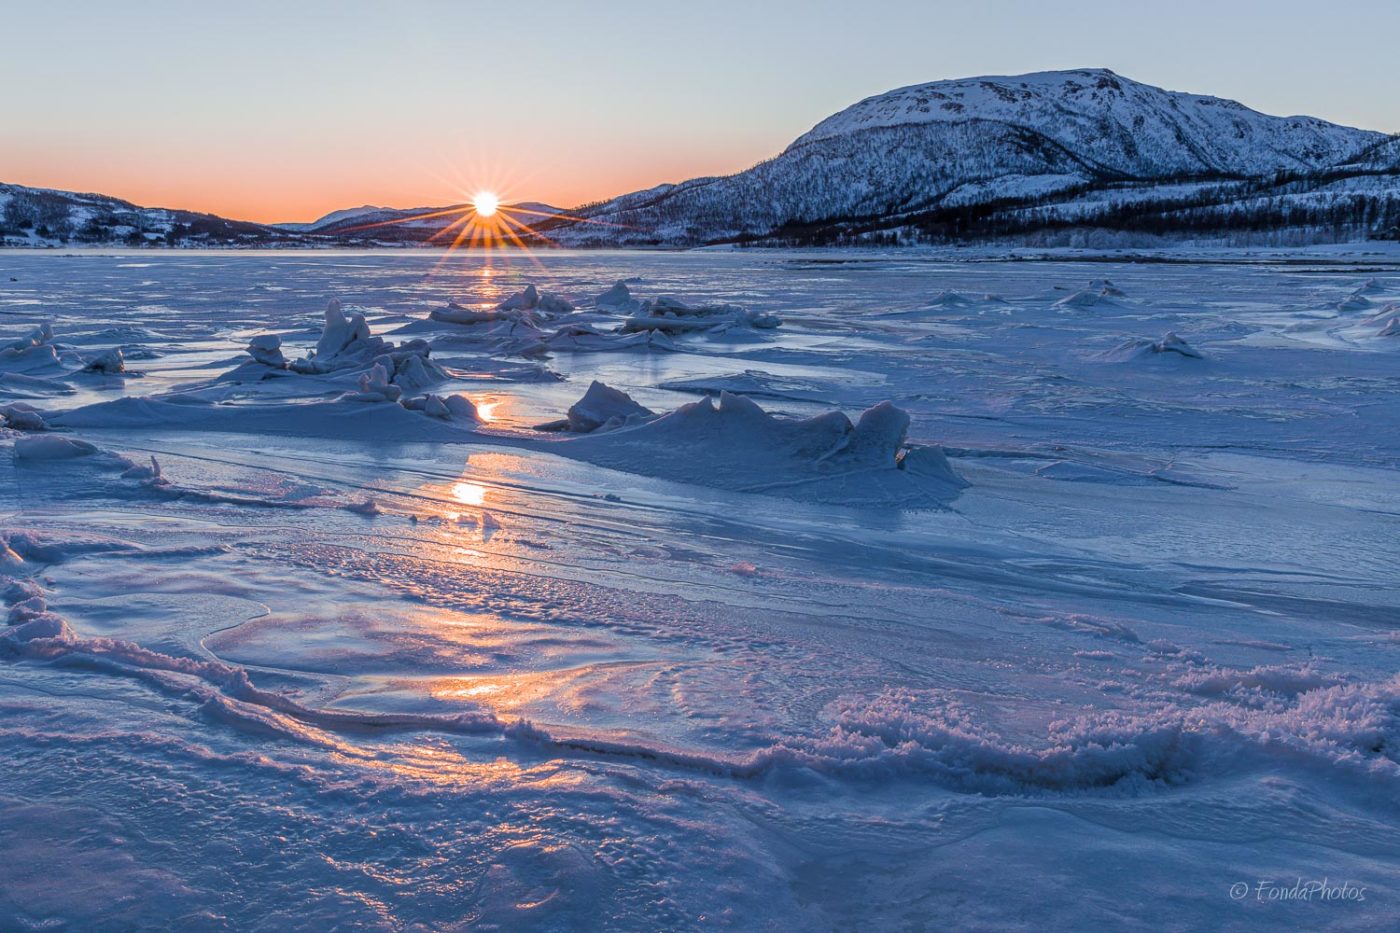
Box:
[2,247,1399,930]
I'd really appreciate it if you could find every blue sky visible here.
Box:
[3,0,1395,221]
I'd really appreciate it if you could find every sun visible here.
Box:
[472,191,499,218]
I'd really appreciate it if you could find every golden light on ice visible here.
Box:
[452,482,487,506]
[472,191,499,217]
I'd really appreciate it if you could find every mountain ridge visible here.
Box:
[540,67,1394,246]
[4,68,1397,248]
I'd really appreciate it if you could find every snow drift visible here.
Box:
[1099,331,1204,362]
[543,385,966,505]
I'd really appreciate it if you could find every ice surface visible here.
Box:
[2,247,1400,930]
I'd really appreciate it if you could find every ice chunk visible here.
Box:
[3,322,53,353]
[430,304,507,325]
[401,392,480,422]
[622,297,781,335]
[1,403,47,431]
[381,350,438,392]
[443,395,479,422]
[0,322,61,372]
[1101,331,1203,362]
[1150,332,1202,358]
[537,380,654,433]
[14,435,99,460]
[594,281,641,313]
[498,285,540,312]
[0,372,74,399]
[1054,287,1119,310]
[518,323,677,355]
[315,299,373,358]
[429,286,571,329]
[924,290,1005,309]
[246,334,287,367]
[536,293,574,315]
[348,362,402,402]
[120,454,166,485]
[841,401,911,465]
[81,347,125,374]
[1087,277,1127,297]
[545,386,967,505]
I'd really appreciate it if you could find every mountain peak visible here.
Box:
[545,68,1389,247]
[791,68,1228,149]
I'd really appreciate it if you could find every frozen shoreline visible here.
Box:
[2,248,1398,929]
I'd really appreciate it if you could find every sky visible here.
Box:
[4,0,1397,224]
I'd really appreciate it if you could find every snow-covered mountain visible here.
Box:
[0,182,570,248]
[275,201,567,238]
[541,68,1397,246]
[0,182,307,247]
[275,204,403,233]
[793,69,1373,175]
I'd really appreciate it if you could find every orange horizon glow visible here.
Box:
[0,143,769,226]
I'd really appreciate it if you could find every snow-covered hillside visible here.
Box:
[793,69,1376,175]
[275,201,568,238]
[543,68,1398,247]
[0,183,304,248]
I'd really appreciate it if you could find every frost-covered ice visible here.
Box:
[2,247,1400,930]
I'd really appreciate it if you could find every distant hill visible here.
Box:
[0,184,565,248]
[0,183,309,248]
[272,201,567,240]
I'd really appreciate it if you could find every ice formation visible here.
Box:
[428,285,574,328]
[246,334,287,367]
[401,392,479,422]
[14,435,99,460]
[535,380,655,433]
[926,290,1005,309]
[0,403,46,431]
[0,322,61,371]
[512,323,676,356]
[621,296,781,335]
[593,281,642,313]
[1054,285,1122,310]
[268,300,451,395]
[546,384,967,503]
[348,361,402,402]
[81,347,125,374]
[1101,331,1204,361]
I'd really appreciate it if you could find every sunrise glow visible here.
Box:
[472,191,499,218]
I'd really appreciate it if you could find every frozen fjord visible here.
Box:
[2,247,1399,930]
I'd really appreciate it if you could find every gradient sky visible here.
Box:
[4,0,1397,223]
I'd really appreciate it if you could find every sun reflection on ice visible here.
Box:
[452,481,487,507]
